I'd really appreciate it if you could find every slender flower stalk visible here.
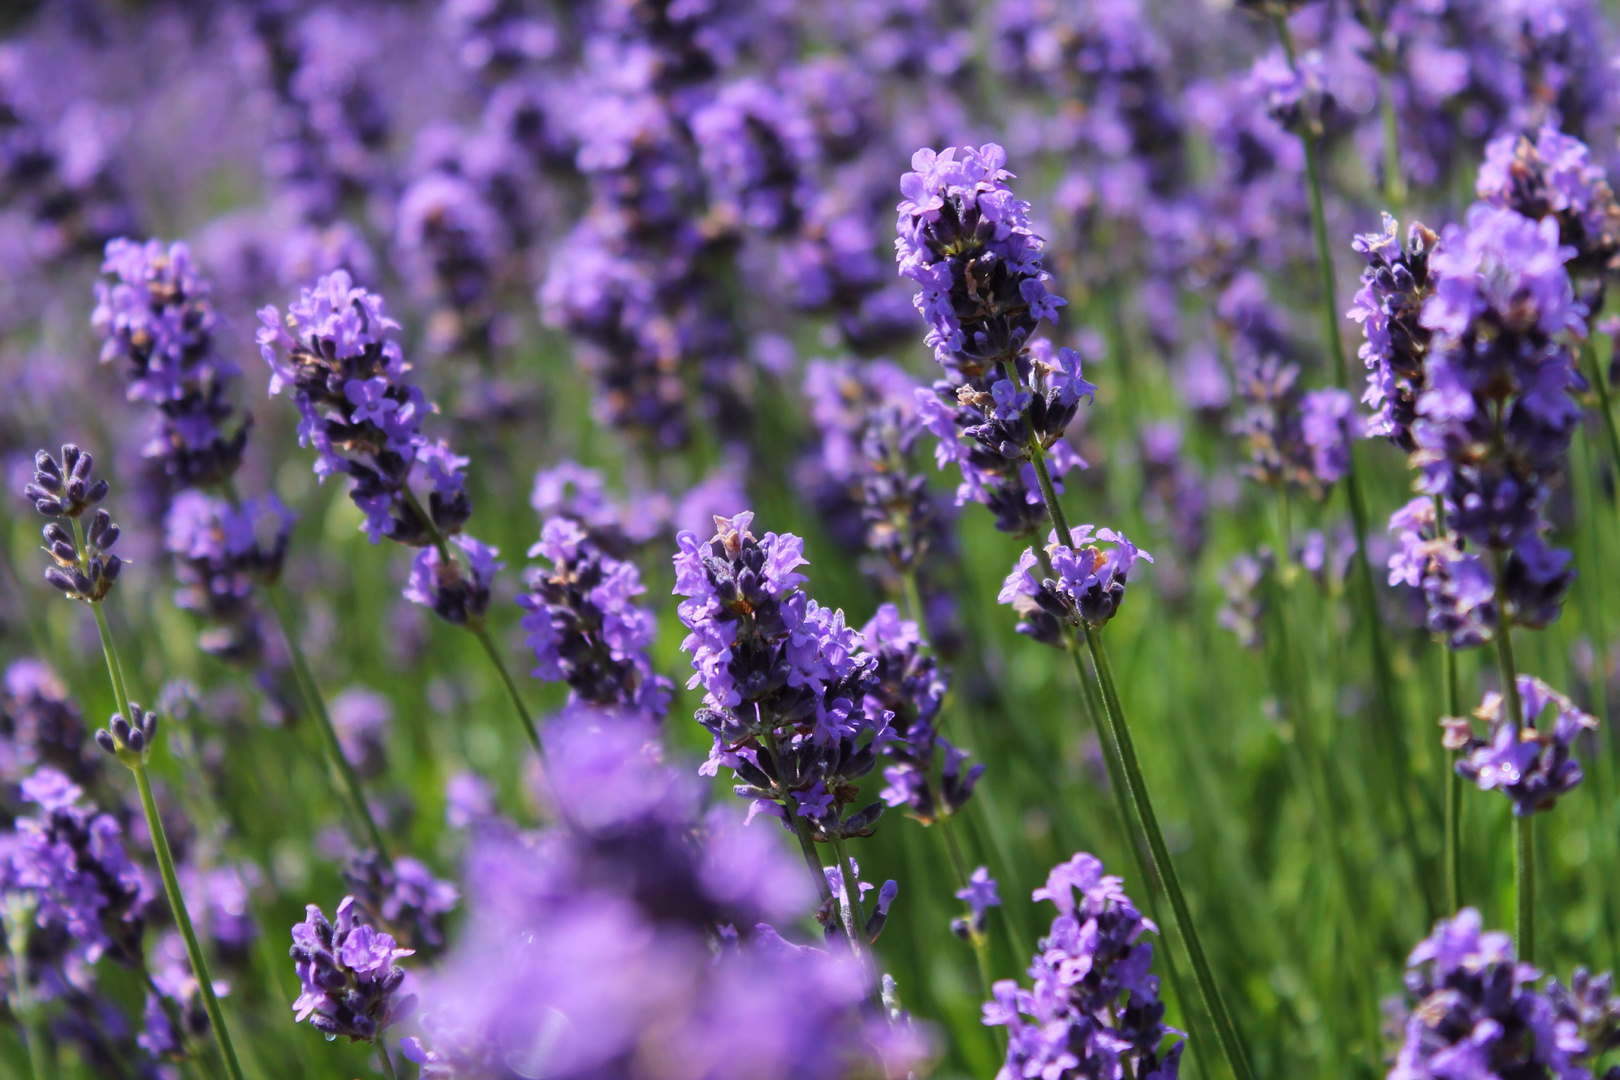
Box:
[1490,549,1534,961]
[1439,497,1464,915]
[4,894,53,1080]
[1268,14,1434,919]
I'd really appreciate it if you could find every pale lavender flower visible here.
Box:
[1443,675,1597,816]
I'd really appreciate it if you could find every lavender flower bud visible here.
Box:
[1444,675,1596,816]
[26,449,123,603]
[97,704,157,765]
[290,896,415,1043]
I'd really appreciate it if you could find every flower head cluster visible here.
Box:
[860,605,977,824]
[4,768,148,970]
[954,865,1001,941]
[674,513,890,840]
[403,535,503,628]
[1,659,97,791]
[139,930,225,1063]
[26,446,122,604]
[328,687,392,778]
[1415,203,1585,552]
[985,852,1183,1080]
[1217,550,1273,651]
[1350,214,1441,451]
[1387,497,1545,650]
[1443,675,1597,817]
[519,516,673,717]
[402,711,925,1080]
[1477,126,1620,306]
[394,166,507,360]
[800,359,957,631]
[343,851,459,956]
[92,238,248,487]
[1000,526,1153,644]
[691,78,817,238]
[1230,356,1356,499]
[1390,908,1597,1080]
[290,895,415,1043]
[164,490,294,660]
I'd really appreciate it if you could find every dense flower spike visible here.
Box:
[165,490,294,660]
[1000,526,1153,644]
[518,516,673,717]
[674,513,889,840]
[1230,355,1353,500]
[26,447,122,603]
[404,535,502,627]
[92,238,249,487]
[403,711,925,1079]
[1443,675,1597,817]
[4,768,148,969]
[289,895,415,1043]
[860,604,976,823]
[1350,214,1440,452]
[1477,125,1620,308]
[985,852,1183,1080]
[1386,497,1501,649]
[1388,909,1611,1080]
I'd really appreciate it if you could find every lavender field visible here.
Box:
[3,1,1620,1078]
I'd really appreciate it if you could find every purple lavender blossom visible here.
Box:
[1386,497,1500,649]
[343,852,459,956]
[164,490,293,661]
[26,446,122,604]
[518,516,672,717]
[1390,909,1571,1080]
[861,604,977,823]
[1349,214,1440,452]
[985,852,1183,1080]
[1477,125,1620,309]
[1231,356,1351,500]
[444,771,495,831]
[404,535,502,628]
[92,238,248,487]
[328,687,392,778]
[1443,675,1597,816]
[290,895,415,1043]
[179,862,260,960]
[952,865,1000,940]
[5,768,148,968]
[674,513,890,841]
[139,930,226,1063]
[1217,550,1273,651]
[1138,422,1209,565]
[691,78,816,237]
[394,167,506,360]
[402,709,924,1080]
[999,526,1153,644]
[1,659,97,790]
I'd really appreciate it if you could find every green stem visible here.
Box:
[900,566,927,629]
[1490,549,1533,961]
[1376,67,1406,214]
[1276,13,1437,920]
[471,626,540,751]
[132,765,245,1080]
[7,914,54,1080]
[1582,342,1620,519]
[1083,626,1255,1080]
[829,831,875,964]
[761,733,834,905]
[376,1042,400,1080]
[264,584,393,865]
[1435,496,1464,915]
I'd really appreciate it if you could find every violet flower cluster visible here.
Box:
[342,851,460,957]
[1230,354,1357,500]
[402,711,925,1080]
[0,659,97,793]
[900,145,1096,535]
[2,769,149,973]
[985,852,1183,1080]
[518,516,673,719]
[860,604,977,824]
[1442,675,1598,818]
[290,894,415,1044]
[1350,214,1440,452]
[258,271,501,626]
[1389,908,1620,1080]
[674,513,889,842]
[1000,526,1153,645]
[800,358,958,642]
[26,446,122,605]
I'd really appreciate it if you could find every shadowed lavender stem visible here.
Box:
[1491,547,1534,961]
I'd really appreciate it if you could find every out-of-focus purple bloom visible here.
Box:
[1000,526,1153,643]
[445,771,496,831]
[674,513,890,842]
[1444,675,1597,816]
[328,687,392,778]
[5,768,148,969]
[986,852,1183,1080]
[344,851,459,957]
[138,930,226,1063]
[1299,387,1358,487]
[395,167,506,359]
[692,78,816,238]
[518,516,673,718]
[180,862,260,960]
[290,895,415,1043]
[952,865,1000,940]
[1138,422,1208,565]
[164,490,293,662]
[0,659,97,791]
[1231,356,1351,499]
[1217,549,1273,651]
[403,709,926,1080]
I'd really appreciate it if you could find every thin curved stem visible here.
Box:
[1084,627,1256,1080]
[1434,496,1464,916]
[7,910,55,1080]
[1274,13,1436,920]
[264,583,393,865]
[376,1042,400,1080]
[132,764,245,1080]
[472,625,541,751]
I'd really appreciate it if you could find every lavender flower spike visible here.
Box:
[25,447,122,604]
[1443,675,1597,817]
[290,896,415,1043]
[999,526,1153,645]
[985,852,1183,1080]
